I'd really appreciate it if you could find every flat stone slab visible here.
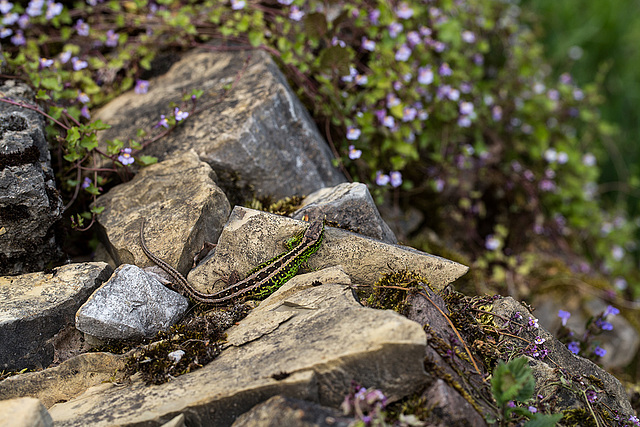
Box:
[0,262,112,370]
[189,206,468,294]
[48,267,428,426]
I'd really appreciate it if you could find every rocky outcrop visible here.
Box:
[0,80,64,275]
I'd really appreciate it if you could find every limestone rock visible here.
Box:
[292,182,397,244]
[48,267,428,426]
[0,352,126,408]
[231,395,353,427]
[422,379,488,427]
[0,262,112,370]
[0,397,53,427]
[93,48,345,201]
[76,264,189,340]
[0,80,64,275]
[93,149,230,277]
[189,206,468,294]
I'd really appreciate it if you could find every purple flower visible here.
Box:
[26,0,43,17]
[407,31,420,46]
[507,401,516,408]
[361,36,375,51]
[81,105,91,119]
[567,341,580,354]
[331,37,346,48]
[457,116,471,127]
[77,90,90,104]
[528,317,539,328]
[230,0,245,10]
[395,44,411,61]
[0,28,12,38]
[369,9,380,24]
[81,177,91,189]
[341,66,357,83]
[2,12,18,25]
[60,50,72,63]
[348,145,362,160]
[439,63,452,76]
[134,79,149,94]
[117,148,135,165]
[485,235,499,251]
[10,30,25,45]
[557,151,568,164]
[346,126,361,140]
[528,406,537,414]
[75,19,90,36]
[174,107,189,121]
[388,22,403,38]
[418,66,434,85]
[354,74,368,86]
[289,6,304,21]
[492,105,502,121]
[558,310,571,326]
[390,171,402,188]
[459,101,474,115]
[582,153,596,166]
[586,390,598,403]
[375,171,390,186]
[386,93,400,108]
[277,0,293,4]
[539,180,556,192]
[402,107,417,122]
[461,30,476,43]
[596,319,613,331]
[105,29,119,47]
[382,115,395,128]
[0,1,13,14]
[534,336,545,345]
[156,115,169,128]
[71,57,88,71]
[604,305,620,317]
[395,2,413,19]
[46,2,63,20]
[39,57,54,68]
[594,346,606,357]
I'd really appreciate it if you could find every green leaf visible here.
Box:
[84,182,101,196]
[303,12,327,39]
[491,357,535,406]
[66,127,80,146]
[248,30,264,47]
[524,413,564,427]
[36,90,51,101]
[138,155,158,166]
[318,46,353,75]
[80,133,98,150]
[90,205,105,215]
[41,77,62,91]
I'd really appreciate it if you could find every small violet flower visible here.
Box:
[418,66,434,85]
[395,2,413,19]
[156,115,169,128]
[10,30,25,46]
[289,6,304,21]
[528,317,539,328]
[594,346,606,357]
[395,44,411,61]
[388,22,403,38]
[71,57,88,71]
[459,101,474,115]
[369,9,380,25]
[46,2,63,20]
[117,148,135,165]
[81,177,92,189]
[558,310,571,326]
[402,107,417,122]
[26,0,43,17]
[534,336,545,345]
[528,406,537,414]
[375,171,390,186]
[361,37,375,51]
[77,90,90,104]
[230,0,245,10]
[60,50,72,64]
[461,30,476,43]
[346,126,361,141]
[0,1,13,14]
[390,171,402,188]
[382,115,395,128]
[567,341,580,354]
[81,106,91,119]
[105,29,119,47]
[439,63,452,76]
[134,79,149,94]
[348,145,362,160]
[75,19,90,36]
[39,57,54,69]
[174,107,189,121]
[0,28,13,38]
[3,12,18,25]
[604,305,620,317]
[277,0,293,4]
[386,93,400,108]
[485,235,500,251]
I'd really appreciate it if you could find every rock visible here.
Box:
[48,267,428,426]
[292,182,397,244]
[93,48,345,202]
[0,397,53,427]
[491,297,634,416]
[189,206,468,295]
[421,379,488,427]
[231,395,352,427]
[0,352,126,408]
[93,150,230,277]
[0,262,112,371]
[0,80,64,275]
[532,292,639,369]
[76,264,189,340]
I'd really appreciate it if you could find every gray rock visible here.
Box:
[93,48,345,201]
[232,395,352,427]
[0,352,126,408]
[0,80,63,275]
[292,182,397,244]
[422,379,488,427]
[0,262,112,371]
[48,267,428,426]
[491,297,634,415]
[93,149,230,277]
[189,207,468,295]
[76,264,189,340]
[0,397,53,427]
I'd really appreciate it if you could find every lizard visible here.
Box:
[139,217,324,305]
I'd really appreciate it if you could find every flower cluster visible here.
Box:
[555,306,619,361]
[340,382,388,426]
